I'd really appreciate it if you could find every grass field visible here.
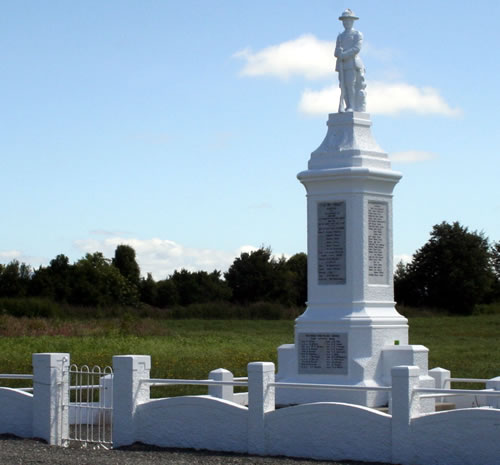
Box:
[0,313,498,395]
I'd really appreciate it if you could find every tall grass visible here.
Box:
[0,313,498,396]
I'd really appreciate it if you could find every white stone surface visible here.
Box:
[411,408,500,465]
[32,352,70,446]
[276,112,425,407]
[308,113,389,170]
[112,355,151,448]
[383,345,435,413]
[4,351,499,464]
[390,365,421,464]
[0,388,33,437]
[109,356,500,465]
[486,376,500,409]
[335,9,366,112]
[208,368,234,402]
[136,396,248,453]
[248,362,275,455]
[266,402,391,463]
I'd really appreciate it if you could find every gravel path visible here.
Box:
[0,435,391,465]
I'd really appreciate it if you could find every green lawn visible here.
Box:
[0,314,498,395]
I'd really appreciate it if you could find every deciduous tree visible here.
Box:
[112,245,141,288]
[394,221,494,314]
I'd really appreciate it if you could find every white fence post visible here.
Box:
[391,365,420,465]
[32,353,70,446]
[428,367,450,404]
[247,362,274,456]
[112,355,151,448]
[208,368,233,402]
[486,376,500,409]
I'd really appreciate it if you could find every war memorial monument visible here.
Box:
[276,9,433,407]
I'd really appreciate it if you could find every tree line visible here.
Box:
[0,246,307,310]
[0,221,499,316]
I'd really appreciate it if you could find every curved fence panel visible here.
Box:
[266,402,391,463]
[135,395,248,453]
[411,408,500,465]
[0,387,33,438]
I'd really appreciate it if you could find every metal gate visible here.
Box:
[62,364,113,448]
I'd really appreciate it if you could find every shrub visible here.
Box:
[0,297,61,318]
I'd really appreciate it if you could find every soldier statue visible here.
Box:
[335,9,366,112]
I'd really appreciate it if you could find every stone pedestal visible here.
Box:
[276,112,430,407]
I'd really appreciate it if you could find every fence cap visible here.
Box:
[428,367,450,373]
[382,345,429,353]
[32,353,70,367]
[391,365,420,377]
[209,368,232,375]
[247,362,275,373]
[113,355,151,371]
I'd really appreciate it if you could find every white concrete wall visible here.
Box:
[0,388,33,437]
[266,402,391,463]
[112,357,500,465]
[2,353,500,465]
[136,396,248,453]
[411,409,500,465]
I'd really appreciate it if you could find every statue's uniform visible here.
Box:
[335,29,366,111]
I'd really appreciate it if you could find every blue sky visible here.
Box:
[1,1,499,279]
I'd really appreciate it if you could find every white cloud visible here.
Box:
[362,42,397,62]
[368,82,461,116]
[299,82,461,117]
[234,34,460,118]
[0,250,47,268]
[299,85,339,114]
[0,250,23,261]
[234,34,334,80]
[233,35,397,81]
[74,237,263,280]
[394,254,412,265]
[390,151,437,164]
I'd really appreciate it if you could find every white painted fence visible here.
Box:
[1,353,500,465]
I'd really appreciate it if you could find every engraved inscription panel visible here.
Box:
[368,201,388,284]
[317,202,346,285]
[298,333,348,375]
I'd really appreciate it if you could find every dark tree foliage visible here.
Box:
[394,221,494,314]
[224,247,307,306]
[225,247,278,304]
[286,252,308,306]
[491,241,500,278]
[140,273,158,306]
[112,245,141,288]
[394,260,414,307]
[169,269,231,306]
[30,255,72,302]
[0,260,31,297]
[69,252,139,307]
[490,241,500,300]
[155,278,179,308]
[0,244,309,313]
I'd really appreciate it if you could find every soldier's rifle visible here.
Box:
[338,47,346,112]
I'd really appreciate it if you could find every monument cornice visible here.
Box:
[297,166,402,183]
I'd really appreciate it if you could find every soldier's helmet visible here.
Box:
[338,9,359,21]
